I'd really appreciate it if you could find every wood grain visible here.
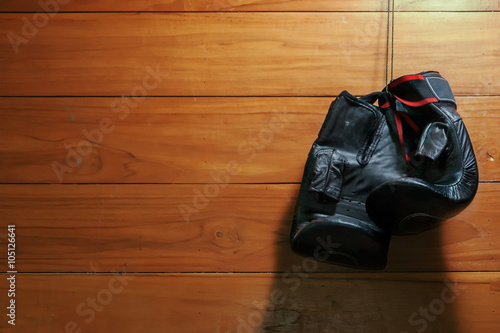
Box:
[0,13,499,96]
[0,272,498,332]
[1,0,499,12]
[1,4,499,333]
[0,184,498,273]
[0,96,498,183]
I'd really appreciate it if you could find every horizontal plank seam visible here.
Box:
[1,95,500,98]
[0,11,499,14]
[0,181,497,185]
[2,271,499,275]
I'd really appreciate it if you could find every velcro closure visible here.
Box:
[426,77,456,104]
[309,149,346,202]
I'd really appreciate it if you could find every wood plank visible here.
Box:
[0,184,498,273]
[0,13,499,96]
[0,96,497,183]
[0,272,498,332]
[1,0,499,12]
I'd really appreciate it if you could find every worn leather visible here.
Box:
[290,91,405,269]
[366,71,479,234]
[290,71,478,269]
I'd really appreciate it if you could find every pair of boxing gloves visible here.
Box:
[290,71,479,269]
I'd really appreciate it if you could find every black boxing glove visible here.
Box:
[290,91,406,269]
[366,71,479,234]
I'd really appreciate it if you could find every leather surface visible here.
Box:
[366,71,479,234]
[291,71,479,269]
[290,91,404,269]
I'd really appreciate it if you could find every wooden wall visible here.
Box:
[0,1,499,332]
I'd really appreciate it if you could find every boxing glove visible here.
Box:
[366,71,479,234]
[290,91,406,269]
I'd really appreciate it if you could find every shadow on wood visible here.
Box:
[248,195,460,333]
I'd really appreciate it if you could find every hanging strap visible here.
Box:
[378,94,415,162]
[381,2,456,163]
[385,0,395,92]
[359,91,413,163]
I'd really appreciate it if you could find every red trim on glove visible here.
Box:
[393,110,410,162]
[398,112,421,134]
[388,74,425,89]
